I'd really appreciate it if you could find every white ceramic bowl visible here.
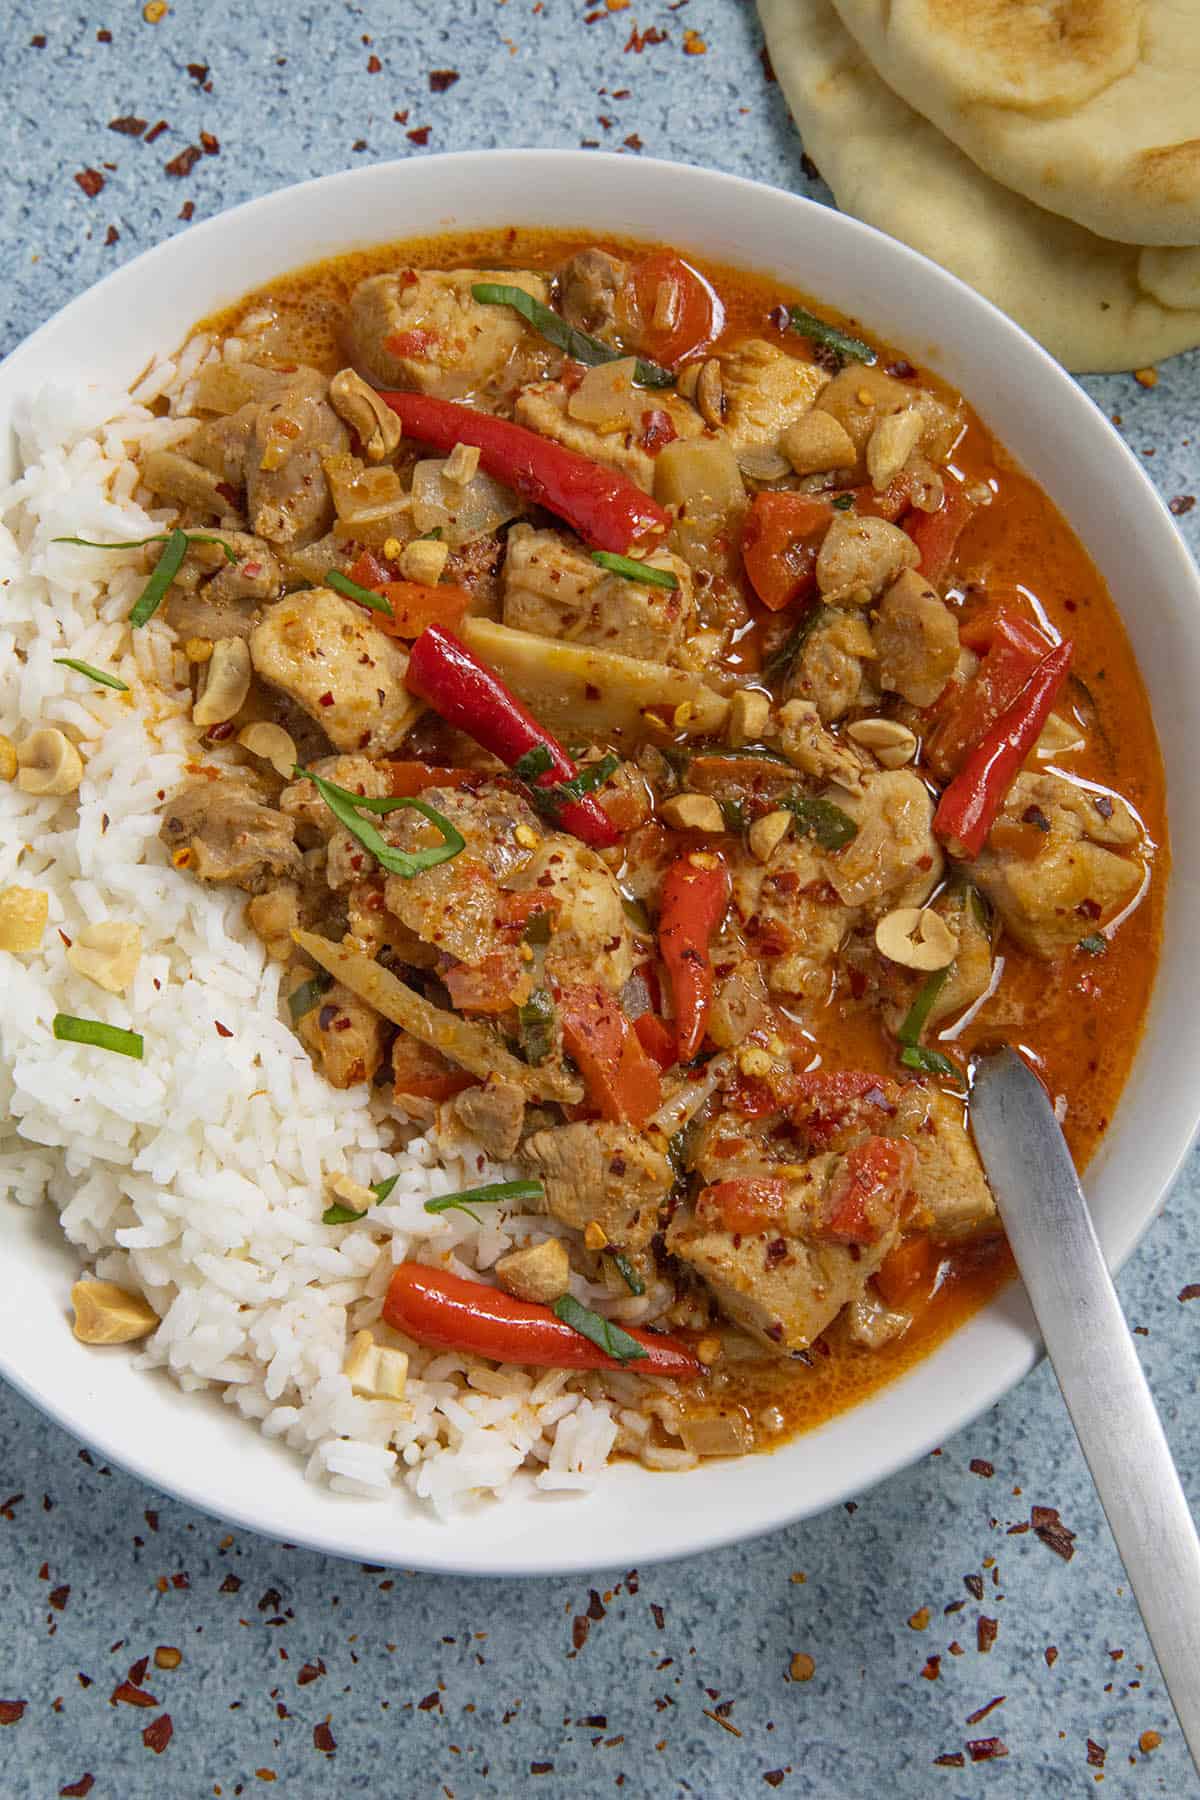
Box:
[3,152,1199,1576]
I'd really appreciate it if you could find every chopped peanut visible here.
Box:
[71,1279,159,1344]
[0,887,49,952]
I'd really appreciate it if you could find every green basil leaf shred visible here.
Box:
[373,1173,402,1203]
[518,989,556,1066]
[322,1202,364,1226]
[128,528,189,628]
[471,282,675,389]
[531,753,619,819]
[762,605,830,682]
[297,766,466,879]
[327,568,394,616]
[53,531,238,565]
[288,971,333,1023]
[787,306,877,366]
[832,492,855,511]
[609,1251,646,1297]
[780,791,858,851]
[900,1044,961,1080]
[52,1012,143,1059]
[1077,933,1107,955]
[423,1178,545,1218]
[897,964,951,1048]
[553,1294,648,1363]
[53,657,129,692]
[512,744,554,783]
[590,551,679,590]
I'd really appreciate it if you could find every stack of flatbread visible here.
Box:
[757,0,1200,371]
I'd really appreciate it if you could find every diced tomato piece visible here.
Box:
[629,252,721,369]
[818,1136,915,1247]
[875,1233,937,1309]
[391,1033,477,1105]
[385,761,479,797]
[369,580,473,639]
[348,548,393,590]
[928,609,1054,777]
[789,1070,899,1149]
[740,491,833,613]
[701,1176,790,1236]
[832,468,922,523]
[906,484,974,581]
[640,408,678,454]
[384,328,439,358]
[633,1011,677,1071]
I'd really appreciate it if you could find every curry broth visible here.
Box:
[198,229,1165,1443]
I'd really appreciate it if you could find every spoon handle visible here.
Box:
[971,1048,1200,1774]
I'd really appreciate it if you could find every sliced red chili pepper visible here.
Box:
[381,390,669,552]
[933,639,1074,859]
[405,624,620,849]
[383,1263,700,1376]
[658,853,731,1060]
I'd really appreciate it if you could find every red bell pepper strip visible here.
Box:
[928,610,1052,778]
[383,1263,700,1377]
[633,1010,677,1072]
[817,1136,915,1247]
[559,982,663,1126]
[933,639,1074,858]
[701,1176,790,1235]
[907,484,974,581]
[405,624,620,849]
[380,391,670,552]
[740,491,832,612]
[658,852,731,1060]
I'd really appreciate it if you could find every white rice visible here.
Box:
[0,346,690,1515]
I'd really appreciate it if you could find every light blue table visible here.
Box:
[2,4,1198,1794]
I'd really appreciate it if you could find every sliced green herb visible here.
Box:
[128,528,189,628]
[780,792,858,851]
[322,1170,405,1226]
[621,894,652,933]
[52,1012,143,1059]
[326,568,394,616]
[832,492,855,511]
[418,527,444,541]
[53,657,129,692]
[718,797,747,835]
[512,744,554,783]
[609,1251,646,1297]
[590,551,679,590]
[552,1293,648,1363]
[471,282,674,389]
[373,1173,401,1203]
[900,1044,961,1080]
[518,988,556,1066]
[787,305,876,366]
[423,1178,545,1222]
[897,964,951,1048]
[522,909,553,948]
[762,605,829,682]
[1078,933,1107,955]
[297,766,465,879]
[53,531,238,564]
[526,752,620,821]
[288,970,333,1023]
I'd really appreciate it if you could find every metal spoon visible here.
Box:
[971,1046,1200,1773]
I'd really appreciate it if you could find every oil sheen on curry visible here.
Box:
[145,229,1164,1458]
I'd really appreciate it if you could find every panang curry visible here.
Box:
[120,230,1160,1458]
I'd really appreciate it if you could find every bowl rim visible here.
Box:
[2,148,1198,1577]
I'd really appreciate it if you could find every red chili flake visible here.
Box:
[964,1573,984,1600]
[109,115,147,136]
[200,130,220,154]
[31,33,47,47]
[165,145,202,178]
[640,409,677,453]
[587,1589,606,1621]
[0,1701,26,1725]
[651,1603,665,1630]
[318,691,335,707]
[762,1775,786,1790]
[214,1021,233,1038]
[220,1574,242,1594]
[105,225,119,245]
[1031,1504,1077,1561]
[313,1721,336,1753]
[97,27,112,40]
[128,1657,150,1688]
[1044,1645,1058,1667]
[531,1764,554,1775]
[394,109,410,124]
[682,27,706,53]
[75,169,105,198]
[1170,495,1196,515]
[187,63,208,80]
[572,1616,590,1650]
[407,126,431,145]
[977,1616,998,1653]
[622,132,644,151]
[966,1738,1009,1762]
[965,1696,1005,1725]
[144,119,168,143]
[60,1779,95,1798]
[417,1692,441,1712]
[920,1656,941,1681]
[111,1682,158,1709]
[297,1660,326,1686]
[367,54,382,72]
[1178,1283,1200,1301]
[1086,1740,1106,1768]
[142,1714,173,1755]
[430,69,460,91]
[49,1584,71,1611]
[969,1458,994,1478]
[625,23,668,50]
[932,1752,964,1768]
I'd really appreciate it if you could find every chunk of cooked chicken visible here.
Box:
[717,339,828,465]
[973,771,1143,957]
[731,834,859,1001]
[294,975,390,1088]
[816,514,920,604]
[827,769,942,912]
[513,378,702,492]
[667,1139,909,1353]
[140,448,230,516]
[872,569,959,708]
[522,1120,673,1258]
[187,404,259,486]
[160,776,303,894]
[906,1088,998,1243]
[345,268,549,397]
[380,783,541,968]
[785,609,876,720]
[520,833,636,993]
[556,249,628,344]
[451,1075,527,1161]
[249,589,421,755]
[502,523,700,667]
[245,385,349,547]
[494,1236,572,1303]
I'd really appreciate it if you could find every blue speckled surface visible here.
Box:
[2,3,1199,1795]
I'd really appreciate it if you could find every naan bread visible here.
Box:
[757,0,1200,373]
[830,0,1200,247]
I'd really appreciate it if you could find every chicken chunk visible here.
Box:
[785,610,876,720]
[345,268,549,398]
[816,514,919,605]
[973,772,1143,958]
[513,378,702,492]
[140,448,230,516]
[872,569,959,708]
[381,783,541,968]
[494,1237,571,1303]
[245,386,349,547]
[667,1141,908,1354]
[520,834,636,993]
[907,1089,998,1243]
[295,976,390,1088]
[732,835,859,1001]
[249,589,421,755]
[451,1076,527,1161]
[159,776,303,894]
[521,1121,673,1256]
[827,769,942,912]
[556,249,628,344]
[717,339,828,465]
[502,523,699,667]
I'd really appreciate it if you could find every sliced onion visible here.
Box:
[411,457,523,545]
[324,453,407,525]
